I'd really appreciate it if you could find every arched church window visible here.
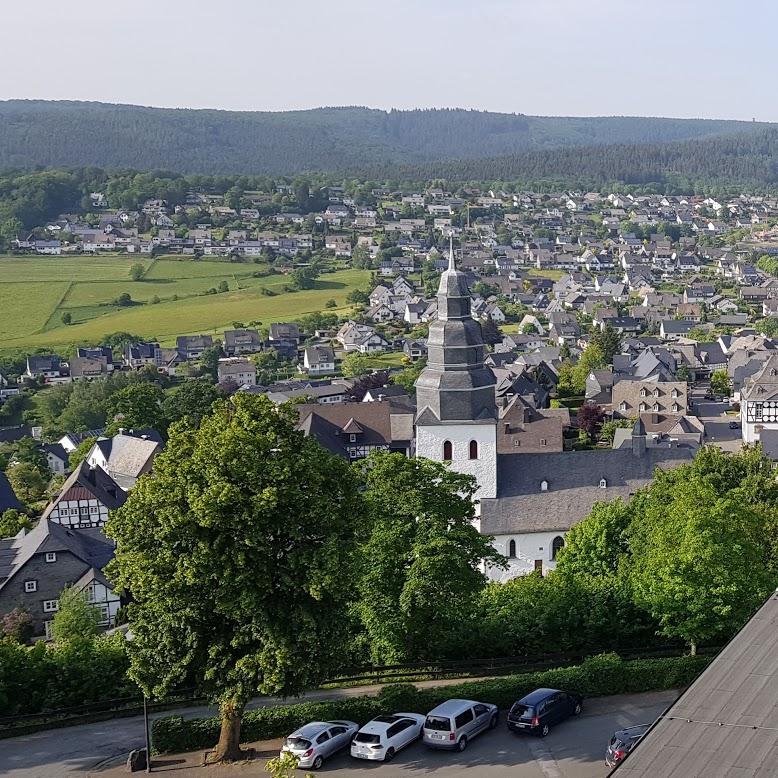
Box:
[443,440,452,460]
[508,539,516,558]
[469,440,479,460]
[551,536,565,560]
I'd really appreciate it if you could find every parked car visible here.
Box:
[506,688,583,737]
[605,724,650,767]
[423,698,499,751]
[281,720,358,769]
[350,713,425,762]
[729,420,740,429]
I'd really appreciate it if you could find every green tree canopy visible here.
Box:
[356,453,504,663]
[105,394,363,761]
[67,437,98,469]
[52,586,99,643]
[106,383,166,433]
[161,379,219,427]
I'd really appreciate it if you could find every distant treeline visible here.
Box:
[0,100,770,175]
[363,129,778,191]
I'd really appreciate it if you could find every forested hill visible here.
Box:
[0,100,770,175]
[372,129,778,190]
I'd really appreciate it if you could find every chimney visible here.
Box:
[118,427,124,435]
[632,418,647,458]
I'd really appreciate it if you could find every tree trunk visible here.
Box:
[214,700,245,762]
[689,640,697,656]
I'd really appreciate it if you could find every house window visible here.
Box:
[639,403,647,412]
[44,621,54,641]
[653,389,660,398]
[508,539,516,558]
[443,440,453,460]
[540,479,549,492]
[640,388,647,397]
[43,600,59,613]
[540,438,547,446]
[349,434,356,443]
[653,404,660,412]
[95,605,110,625]
[24,580,37,593]
[551,535,565,561]
[513,439,520,447]
[619,402,627,412]
[469,440,479,460]
[599,478,607,488]
[45,552,56,563]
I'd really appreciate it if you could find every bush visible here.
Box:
[151,653,710,753]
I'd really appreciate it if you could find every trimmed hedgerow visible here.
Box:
[152,652,709,754]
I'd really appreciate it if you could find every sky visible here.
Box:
[3,0,777,120]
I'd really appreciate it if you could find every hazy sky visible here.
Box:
[3,0,776,120]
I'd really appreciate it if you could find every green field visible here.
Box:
[0,255,370,349]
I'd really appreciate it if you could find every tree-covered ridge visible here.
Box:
[378,128,778,189]
[0,100,770,175]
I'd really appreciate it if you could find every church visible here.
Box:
[414,243,694,580]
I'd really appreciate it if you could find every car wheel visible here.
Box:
[489,713,498,729]
[574,702,582,716]
[312,755,324,770]
[385,747,395,762]
[540,724,550,737]
[457,736,468,752]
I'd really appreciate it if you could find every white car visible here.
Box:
[280,720,359,769]
[350,712,426,762]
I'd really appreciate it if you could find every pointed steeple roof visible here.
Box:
[414,237,496,425]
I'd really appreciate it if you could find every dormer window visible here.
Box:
[653,403,660,412]
[639,403,647,412]
[653,389,660,398]
[599,478,607,488]
[640,388,647,397]
[619,402,628,412]
[672,403,680,412]
[540,480,549,492]
[671,389,679,398]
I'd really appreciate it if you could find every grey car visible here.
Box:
[280,719,359,769]
[605,723,650,767]
[423,699,499,751]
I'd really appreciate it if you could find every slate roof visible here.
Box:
[91,433,160,490]
[0,471,22,513]
[296,401,414,457]
[41,462,125,520]
[611,592,778,777]
[0,519,114,592]
[479,448,693,534]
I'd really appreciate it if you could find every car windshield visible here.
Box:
[354,733,380,744]
[511,703,534,718]
[285,737,311,749]
[425,716,451,731]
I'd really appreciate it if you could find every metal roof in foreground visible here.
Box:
[611,591,778,777]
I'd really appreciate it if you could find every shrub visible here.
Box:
[151,653,710,754]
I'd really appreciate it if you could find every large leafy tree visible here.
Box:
[630,478,773,654]
[161,378,219,427]
[356,453,504,663]
[105,394,363,761]
[106,383,166,433]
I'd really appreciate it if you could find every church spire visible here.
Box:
[448,233,456,272]
[414,237,497,424]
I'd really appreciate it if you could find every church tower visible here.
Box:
[415,239,497,499]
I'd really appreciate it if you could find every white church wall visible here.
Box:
[416,423,497,499]
[485,531,567,581]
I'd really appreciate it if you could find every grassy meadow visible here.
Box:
[0,254,370,349]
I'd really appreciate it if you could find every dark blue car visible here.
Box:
[507,688,583,737]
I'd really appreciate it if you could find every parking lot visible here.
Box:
[281,690,672,777]
[689,386,742,453]
[68,690,676,778]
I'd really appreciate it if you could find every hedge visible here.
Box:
[152,652,709,754]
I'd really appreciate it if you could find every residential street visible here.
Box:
[2,690,676,778]
[690,387,742,452]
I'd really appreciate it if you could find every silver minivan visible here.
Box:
[423,698,498,751]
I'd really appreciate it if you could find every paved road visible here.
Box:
[690,388,742,452]
[2,690,676,778]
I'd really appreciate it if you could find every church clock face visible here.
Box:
[747,401,778,423]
